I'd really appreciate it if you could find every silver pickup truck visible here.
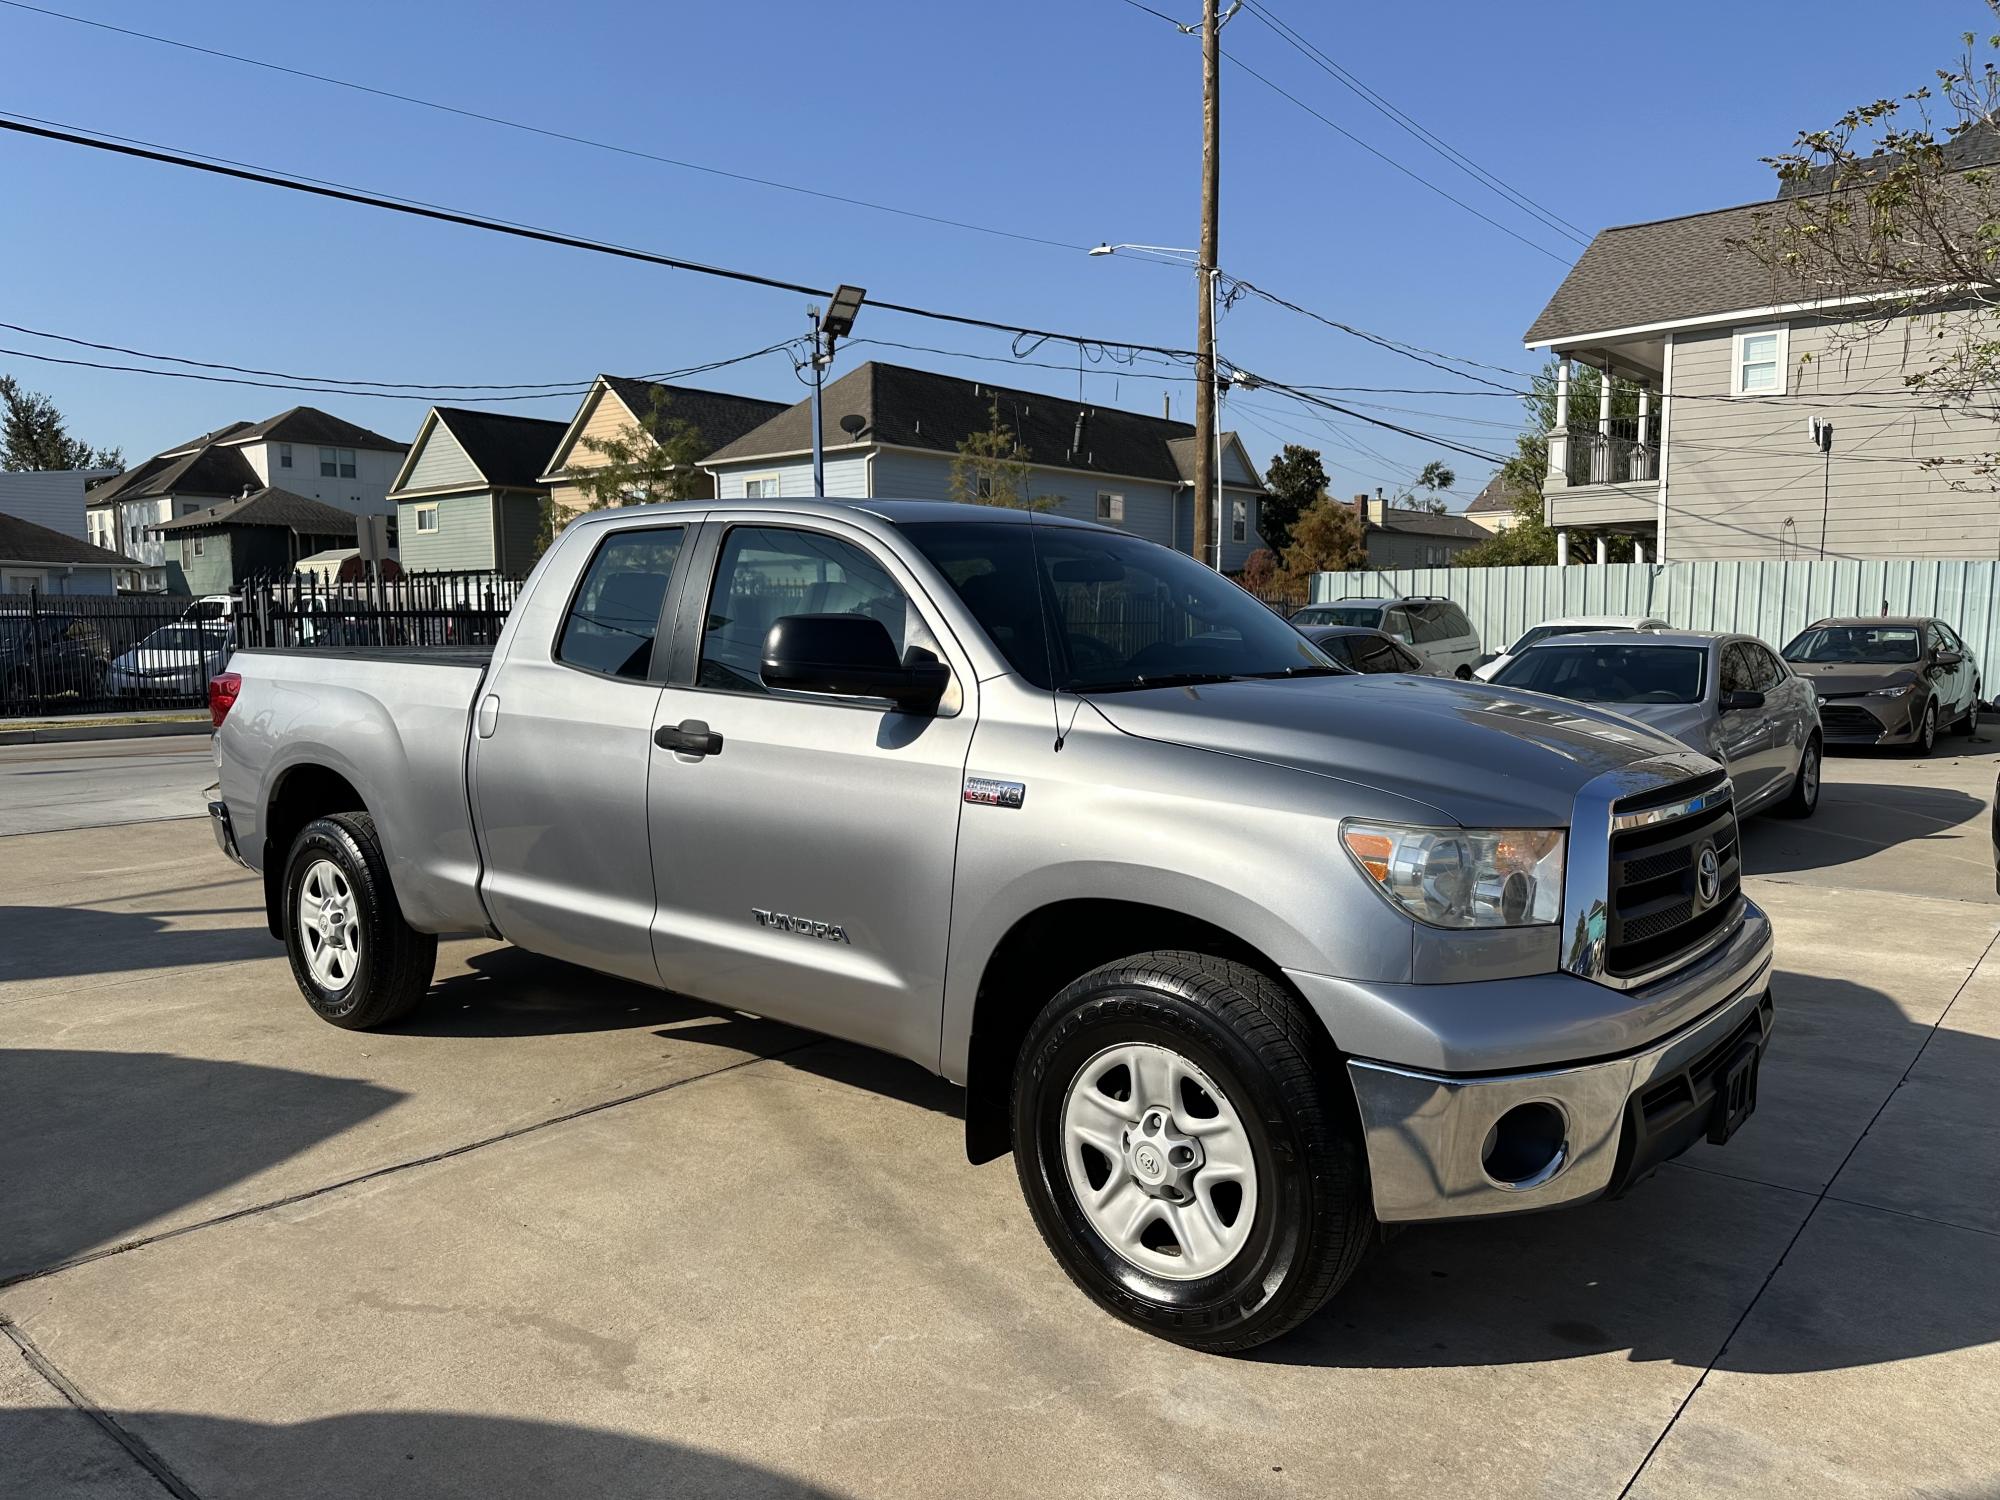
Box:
[208,498,1774,1351]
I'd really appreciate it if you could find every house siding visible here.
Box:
[0,470,109,540]
[1666,308,2000,561]
[1365,529,1483,569]
[399,492,499,572]
[494,492,543,576]
[403,424,485,493]
[712,454,872,500]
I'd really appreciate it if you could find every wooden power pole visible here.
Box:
[1192,0,1220,571]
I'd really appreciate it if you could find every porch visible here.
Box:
[1542,335,1667,558]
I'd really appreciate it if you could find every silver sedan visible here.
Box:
[1490,630,1821,819]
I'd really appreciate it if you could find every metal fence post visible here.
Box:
[26,586,44,715]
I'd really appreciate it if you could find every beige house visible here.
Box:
[538,376,786,520]
[1525,173,2000,562]
[1464,473,1525,535]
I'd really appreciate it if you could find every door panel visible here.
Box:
[1715,642,1776,804]
[470,524,686,983]
[647,521,976,1065]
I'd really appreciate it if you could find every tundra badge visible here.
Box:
[963,777,1026,809]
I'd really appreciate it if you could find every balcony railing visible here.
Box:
[1564,418,1657,488]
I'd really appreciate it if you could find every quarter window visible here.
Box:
[1731,325,1787,397]
[555,526,685,680]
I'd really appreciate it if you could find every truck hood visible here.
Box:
[1086,674,1703,826]
[1785,660,1921,696]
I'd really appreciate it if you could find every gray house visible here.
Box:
[1350,494,1490,567]
[389,407,569,576]
[153,489,358,595]
[1525,163,2000,562]
[0,512,131,595]
[701,362,1269,571]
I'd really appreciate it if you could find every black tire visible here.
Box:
[1774,733,1821,819]
[1012,951,1372,1353]
[1909,698,1939,756]
[282,812,436,1030]
[1955,682,1982,736]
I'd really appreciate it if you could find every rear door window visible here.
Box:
[1409,605,1450,645]
[1720,643,1755,695]
[1437,603,1473,639]
[1351,635,1404,672]
[1747,643,1785,689]
[555,526,685,680]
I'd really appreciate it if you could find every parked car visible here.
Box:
[0,612,109,705]
[1781,617,1980,755]
[1296,624,1435,675]
[1289,596,1481,677]
[211,499,1774,1353]
[1475,615,1668,681]
[1491,630,1820,819]
[107,621,234,698]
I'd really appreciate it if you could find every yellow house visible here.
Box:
[539,375,787,519]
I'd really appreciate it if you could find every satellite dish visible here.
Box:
[838,414,867,437]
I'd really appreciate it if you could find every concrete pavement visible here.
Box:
[2,745,1997,1497]
[0,735,216,837]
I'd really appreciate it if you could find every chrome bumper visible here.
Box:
[1348,957,1774,1222]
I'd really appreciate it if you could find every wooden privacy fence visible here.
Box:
[1310,558,2000,674]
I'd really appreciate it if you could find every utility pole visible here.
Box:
[1191,0,1221,571]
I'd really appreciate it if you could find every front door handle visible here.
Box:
[655,719,723,757]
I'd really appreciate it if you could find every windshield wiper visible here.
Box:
[1074,671,1245,693]
[1242,665,1348,679]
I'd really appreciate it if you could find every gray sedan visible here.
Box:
[1491,630,1820,819]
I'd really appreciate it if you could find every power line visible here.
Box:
[1253,379,1512,465]
[1240,0,1591,245]
[1229,279,1533,392]
[0,0,1091,255]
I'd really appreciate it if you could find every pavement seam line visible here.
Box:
[1670,1158,2000,1241]
[0,1038,822,1291]
[1614,921,2000,1500]
[0,1315,204,1500]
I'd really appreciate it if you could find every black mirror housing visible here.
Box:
[1721,689,1766,712]
[761,614,948,714]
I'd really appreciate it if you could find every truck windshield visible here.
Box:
[1494,643,1706,705]
[899,522,1335,692]
[1782,625,1920,664]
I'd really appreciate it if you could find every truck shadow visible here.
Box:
[0,1049,401,1284]
[0,1408,843,1500]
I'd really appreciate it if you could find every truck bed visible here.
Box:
[236,646,495,668]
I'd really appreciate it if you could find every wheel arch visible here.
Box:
[260,762,369,939]
[959,897,1339,1164]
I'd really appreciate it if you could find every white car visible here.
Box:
[1290,596,1482,677]
[106,622,235,698]
[1474,614,1668,681]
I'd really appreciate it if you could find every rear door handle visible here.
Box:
[655,719,723,757]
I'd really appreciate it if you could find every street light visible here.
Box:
[1090,244,1226,570]
[808,284,867,494]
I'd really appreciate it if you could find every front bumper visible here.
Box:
[1344,950,1774,1222]
[1817,694,1923,744]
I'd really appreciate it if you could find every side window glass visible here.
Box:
[1754,645,1785,688]
[1939,623,1965,652]
[1440,603,1472,638]
[1383,608,1413,643]
[1395,642,1424,671]
[700,526,937,698]
[1720,644,1753,694]
[1410,605,1447,645]
[555,526,684,680]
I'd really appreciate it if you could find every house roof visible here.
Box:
[217,407,405,452]
[1466,472,1523,513]
[1163,433,1263,490]
[0,511,134,567]
[153,487,360,536]
[1371,506,1489,540]
[87,445,262,508]
[394,407,569,496]
[706,362,1267,490]
[541,376,790,481]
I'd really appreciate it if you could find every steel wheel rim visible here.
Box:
[1060,1042,1258,1282]
[297,858,362,994]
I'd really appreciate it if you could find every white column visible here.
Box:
[1598,367,1614,439]
[1556,529,1569,568]
[1634,539,1646,564]
[1595,535,1608,566]
[1547,359,1572,493]
[1655,333,1675,564]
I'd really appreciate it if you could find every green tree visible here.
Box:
[1276,496,1367,587]
[948,398,1057,510]
[537,389,709,557]
[0,375,121,471]
[1401,460,1456,514]
[1742,8,2000,484]
[1259,443,1327,553]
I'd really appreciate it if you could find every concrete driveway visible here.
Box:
[2,737,1997,1498]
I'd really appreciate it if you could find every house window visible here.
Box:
[1732,324,1787,396]
[1096,492,1125,522]
[193,536,205,557]
[181,540,191,566]
[415,505,440,534]
[1232,498,1247,543]
[320,447,357,478]
[278,443,293,469]
[974,475,994,500]
[743,475,782,499]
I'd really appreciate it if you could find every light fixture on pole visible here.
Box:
[1088,244,1226,569]
[808,283,867,496]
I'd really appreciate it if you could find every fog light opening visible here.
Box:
[1481,1101,1569,1189]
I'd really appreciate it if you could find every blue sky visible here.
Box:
[0,0,1978,504]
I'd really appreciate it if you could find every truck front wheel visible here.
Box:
[1012,952,1372,1352]
[282,812,437,1030]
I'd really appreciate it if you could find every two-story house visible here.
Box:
[389,407,569,576]
[1350,494,1490,566]
[538,376,789,520]
[87,408,406,589]
[700,362,1269,569]
[1525,166,2000,562]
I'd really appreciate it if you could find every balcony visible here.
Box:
[1545,362,1664,539]
[1565,421,1657,488]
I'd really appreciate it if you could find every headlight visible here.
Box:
[1341,822,1565,928]
[1863,685,1916,697]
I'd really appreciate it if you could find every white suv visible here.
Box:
[1291,596,1482,677]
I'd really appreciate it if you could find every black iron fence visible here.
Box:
[239,571,523,651]
[0,591,221,717]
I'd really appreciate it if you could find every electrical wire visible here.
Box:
[0,0,1092,254]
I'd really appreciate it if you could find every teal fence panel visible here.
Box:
[1310,560,2000,676]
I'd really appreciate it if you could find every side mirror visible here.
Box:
[1935,649,1964,669]
[1720,689,1765,712]
[761,614,949,715]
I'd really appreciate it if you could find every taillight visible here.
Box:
[209,672,243,728]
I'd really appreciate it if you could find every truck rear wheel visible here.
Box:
[282,812,436,1030]
[1012,951,1372,1352]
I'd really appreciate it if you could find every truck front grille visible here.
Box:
[1604,771,1742,980]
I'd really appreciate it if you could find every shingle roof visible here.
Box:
[706,362,1265,489]
[153,487,360,536]
[86,444,262,507]
[1466,472,1524,513]
[600,377,788,453]
[161,420,256,457]
[1372,506,1489,539]
[0,512,135,567]
[218,406,406,452]
[429,408,568,489]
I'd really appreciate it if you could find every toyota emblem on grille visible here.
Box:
[1695,843,1722,906]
